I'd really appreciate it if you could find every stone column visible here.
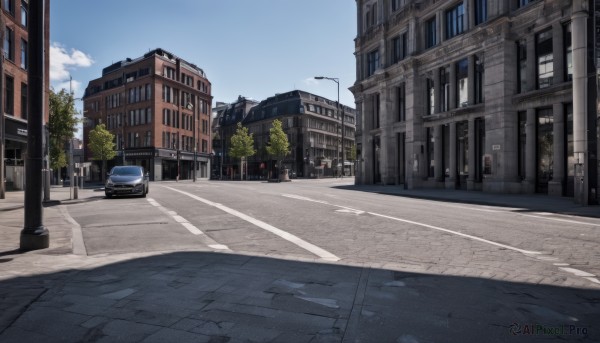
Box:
[549,103,565,196]
[466,0,474,30]
[524,108,536,192]
[467,118,476,190]
[380,87,396,185]
[363,98,374,184]
[446,122,457,189]
[434,125,444,184]
[571,1,589,204]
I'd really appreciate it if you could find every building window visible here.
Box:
[440,67,450,112]
[3,0,14,16]
[517,39,527,93]
[373,93,380,129]
[426,17,437,48]
[367,49,380,77]
[456,59,468,107]
[20,3,27,27]
[445,3,465,39]
[397,84,405,122]
[474,0,487,25]
[457,121,468,176]
[20,39,27,69]
[391,0,402,11]
[426,78,435,115]
[145,131,152,147]
[474,55,484,104]
[536,29,553,89]
[5,75,13,115]
[365,3,377,29]
[21,83,27,120]
[564,22,572,81]
[4,26,14,61]
[518,0,535,8]
[391,33,407,64]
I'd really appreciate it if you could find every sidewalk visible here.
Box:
[346,184,600,218]
[0,183,599,342]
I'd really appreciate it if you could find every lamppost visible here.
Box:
[314,76,344,177]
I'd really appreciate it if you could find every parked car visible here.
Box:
[105,166,149,198]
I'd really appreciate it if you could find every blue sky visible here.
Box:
[50,0,357,137]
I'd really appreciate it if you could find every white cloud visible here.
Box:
[49,42,94,82]
[303,77,319,86]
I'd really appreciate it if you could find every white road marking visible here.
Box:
[164,187,340,261]
[281,193,542,256]
[559,267,596,277]
[368,212,542,255]
[60,206,87,256]
[146,198,229,250]
[282,194,365,215]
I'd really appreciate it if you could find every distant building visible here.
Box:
[83,48,212,181]
[216,91,356,179]
[351,0,598,204]
[1,0,51,191]
[213,96,259,179]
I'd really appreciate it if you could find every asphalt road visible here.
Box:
[68,179,600,290]
[4,179,599,342]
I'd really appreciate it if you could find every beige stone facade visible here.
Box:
[351,0,598,202]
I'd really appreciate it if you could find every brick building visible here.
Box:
[82,48,212,181]
[351,0,598,204]
[1,0,50,191]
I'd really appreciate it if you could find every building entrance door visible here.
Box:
[536,108,554,193]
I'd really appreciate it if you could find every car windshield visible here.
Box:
[111,167,143,176]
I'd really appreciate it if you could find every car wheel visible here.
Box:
[145,185,149,195]
[141,185,147,198]
[105,193,112,199]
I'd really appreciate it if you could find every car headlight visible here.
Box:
[106,179,114,187]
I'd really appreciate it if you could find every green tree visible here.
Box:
[229,122,256,180]
[266,119,290,180]
[88,124,116,182]
[48,89,79,172]
[348,144,357,161]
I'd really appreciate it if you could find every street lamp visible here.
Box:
[314,76,343,177]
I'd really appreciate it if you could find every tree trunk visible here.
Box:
[102,159,107,182]
[240,157,243,181]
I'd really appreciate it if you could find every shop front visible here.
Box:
[3,117,28,190]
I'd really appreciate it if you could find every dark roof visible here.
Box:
[243,91,303,124]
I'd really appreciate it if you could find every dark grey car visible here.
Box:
[105,166,149,198]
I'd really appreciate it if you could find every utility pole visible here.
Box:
[0,11,5,199]
[21,0,49,250]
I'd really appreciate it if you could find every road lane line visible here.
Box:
[368,212,542,255]
[163,187,340,261]
[281,193,541,256]
[147,198,229,250]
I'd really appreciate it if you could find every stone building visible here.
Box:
[242,90,356,179]
[83,48,212,181]
[215,91,356,179]
[1,0,50,192]
[351,0,598,204]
